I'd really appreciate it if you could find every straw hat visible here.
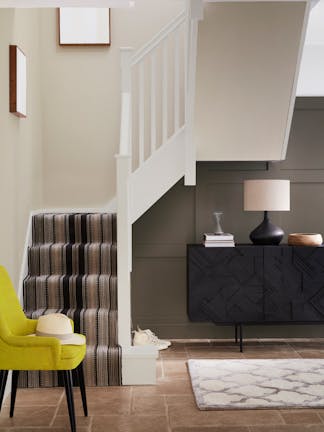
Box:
[35,313,85,345]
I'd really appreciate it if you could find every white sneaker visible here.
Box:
[133,330,169,350]
[137,326,172,347]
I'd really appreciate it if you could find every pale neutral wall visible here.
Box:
[194,2,306,161]
[0,9,42,288]
[40,0,184,209]
[297,0,324,96]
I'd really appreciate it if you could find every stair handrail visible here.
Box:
[131,11,186,66]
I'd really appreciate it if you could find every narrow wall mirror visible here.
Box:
[9,45,27,118]
[58,8,111,46]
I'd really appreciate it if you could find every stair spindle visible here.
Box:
[139,61,145,166]
[150,51,157,155]
[174,30,180,131]
[162,39,168,144]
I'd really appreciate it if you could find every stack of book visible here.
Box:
[203,233,235,247]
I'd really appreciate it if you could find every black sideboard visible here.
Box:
[187,244,324,350]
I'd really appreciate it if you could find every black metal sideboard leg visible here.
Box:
[239,324,243,353]
[234,324,238,344]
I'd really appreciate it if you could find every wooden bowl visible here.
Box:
[288,233,323,246]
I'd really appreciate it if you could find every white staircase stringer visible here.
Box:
[129,127,186,225]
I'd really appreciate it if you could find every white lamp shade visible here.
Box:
[244,179,290,211]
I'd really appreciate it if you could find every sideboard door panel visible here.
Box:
[292,247,324,321]
[188,245,264,323]
[264,246,324,322]
[264,246,298,321]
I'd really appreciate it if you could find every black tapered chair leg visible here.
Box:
[10,370,19,417]
[62,370,76,432]
[0,370,9,412]
[76,363,88,417]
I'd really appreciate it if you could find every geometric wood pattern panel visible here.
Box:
[188,244,324,324]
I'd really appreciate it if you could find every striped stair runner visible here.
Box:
[19,213,122,387]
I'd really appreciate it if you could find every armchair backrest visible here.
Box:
[0,266,29,337]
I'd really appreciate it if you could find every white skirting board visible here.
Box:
[122,346,158,385]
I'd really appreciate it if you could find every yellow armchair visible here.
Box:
[0,266,87,432]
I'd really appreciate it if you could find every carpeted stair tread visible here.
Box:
[32,213,117,244]
[28,242,117,276]
[20,212,121,387]
[24,274,117,310]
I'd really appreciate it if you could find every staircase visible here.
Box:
[17,0,311,386]
[115,0,310,384]
[20,213,121,387]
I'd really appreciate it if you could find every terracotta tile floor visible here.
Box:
[2,339,324,431]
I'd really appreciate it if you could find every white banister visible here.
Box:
[138,61,145,165]
[184,1,203,185]
[128,10,188,171]
[131,11,186,66]
[117,46,134,349]
[189,0,204,20]
[120,93,132,156]
[162,39,168,144]
[117,4,201,384]
[120,47,134,156]
[174,30,180,131]
[150,51,157,154]
[116,154,132,348]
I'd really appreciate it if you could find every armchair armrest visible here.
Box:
[6,334,60,348]
[2,334,62,370]
[5,334,61,360]
[24,318,38,335]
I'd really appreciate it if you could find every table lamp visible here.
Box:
[244,179,290,245]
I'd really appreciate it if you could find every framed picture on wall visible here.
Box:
[9,45,27,118]
[58,8,111,46]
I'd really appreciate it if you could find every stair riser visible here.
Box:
[28,243,117,276]
[33,213,117,244]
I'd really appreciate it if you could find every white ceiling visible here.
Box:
[305,0,324,44]
[0,0,134,7]
[297,0,324,95]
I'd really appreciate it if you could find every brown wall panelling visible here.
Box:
[132,98,324,339]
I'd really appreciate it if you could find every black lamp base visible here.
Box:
[250,211,284,245]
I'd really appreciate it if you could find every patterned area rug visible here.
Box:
[188,359,324,410]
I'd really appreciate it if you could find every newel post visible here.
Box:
[184,0,203,186]
[117,47,133,348]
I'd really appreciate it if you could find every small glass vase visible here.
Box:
[213,211,224,234]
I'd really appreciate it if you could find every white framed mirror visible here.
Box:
[58,8,110,46]
[9,45,27,118]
